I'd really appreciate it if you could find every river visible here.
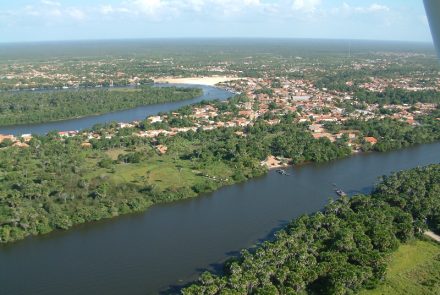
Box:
[0,142,439,295]
[0,84,233,136]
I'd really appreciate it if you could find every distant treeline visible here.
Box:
[354,88,440,105]
[0,86,202,126]
[0,79,154,91]
[182,164,440,295]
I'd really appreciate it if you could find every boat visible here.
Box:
[276,169,290,176]
[335,189,347,196]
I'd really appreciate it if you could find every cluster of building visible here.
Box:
[0,134,32,148]
[358,77,439,92]
[0,74,438,153]
[0,59,152,90]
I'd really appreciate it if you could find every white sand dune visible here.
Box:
[154,76,240,86]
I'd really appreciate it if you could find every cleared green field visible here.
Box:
[85,147,235,192]
[359,240,440,295]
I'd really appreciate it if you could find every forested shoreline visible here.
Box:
[182,165,440,295]
[0,86,202,126]
[0,102,439,244]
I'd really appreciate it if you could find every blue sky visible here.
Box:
[0,0,433,43]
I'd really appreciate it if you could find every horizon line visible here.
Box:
[0,36,434,46]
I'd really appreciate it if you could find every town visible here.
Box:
[1,74,438,165]
[1,0,440,294]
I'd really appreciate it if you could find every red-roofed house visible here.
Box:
[364,137,378,145]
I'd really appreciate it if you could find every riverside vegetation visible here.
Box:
[182,164,440,295]
[1,39,440,295]
[0,86,202,126]
[0,98,439,243]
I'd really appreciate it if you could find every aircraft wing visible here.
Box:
[424,0,440,57]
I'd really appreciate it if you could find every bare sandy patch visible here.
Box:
[425,231,440,243]
[261,155,291,169]
[154,76,240,86]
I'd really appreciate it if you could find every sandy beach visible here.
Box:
[154,76,240,86]
[261,155,291,169]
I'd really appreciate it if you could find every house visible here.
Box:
[81,142,92,148]
[312,133,336,142]
[266,119,280,126]
[238,110,255,119]
[12,141,29,148]
[309,124,324,133]
[58,131,69,137]
[21,134,33,142]
[58,130,78,137]
[364,137,378,145]
[118,122,134,129]
[148,116,163,123]
[156,145,168,154]
[235,131,245,137]
[0,134,17,143]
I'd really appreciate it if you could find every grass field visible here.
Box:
[359,239,440,295]
[85,147,235,193]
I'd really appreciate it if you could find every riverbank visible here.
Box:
[0,86,203,128]
[1,100,439,245]
[154,76,240,86]
[182,164,440,294]
[260,155,291,169]
[1,142,439,295]
[0,84,233,136]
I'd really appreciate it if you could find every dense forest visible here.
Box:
[354,88,440,105]
[0,86,202,126]
[182,165,440,295]
[343,115,440,152]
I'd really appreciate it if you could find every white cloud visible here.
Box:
[132,0,163,15]
[15,1,87,22]
[365,3,389,13]
[100,5,113,15]
[24,5,40,16]
[186,0,205,12]
[67,8,86,20]
[292,0,321,12]
[206,0,262,16]
[41,0,61,7]
[95,0,267,20]
[337,2,390,15]
[244,0,261,6]
[48,8,62,17]
[100,4,130,15]
[0,1,396,27]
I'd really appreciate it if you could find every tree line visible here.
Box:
[354,88,440,105]
[182,164,440,295]
[0,86,202,126]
